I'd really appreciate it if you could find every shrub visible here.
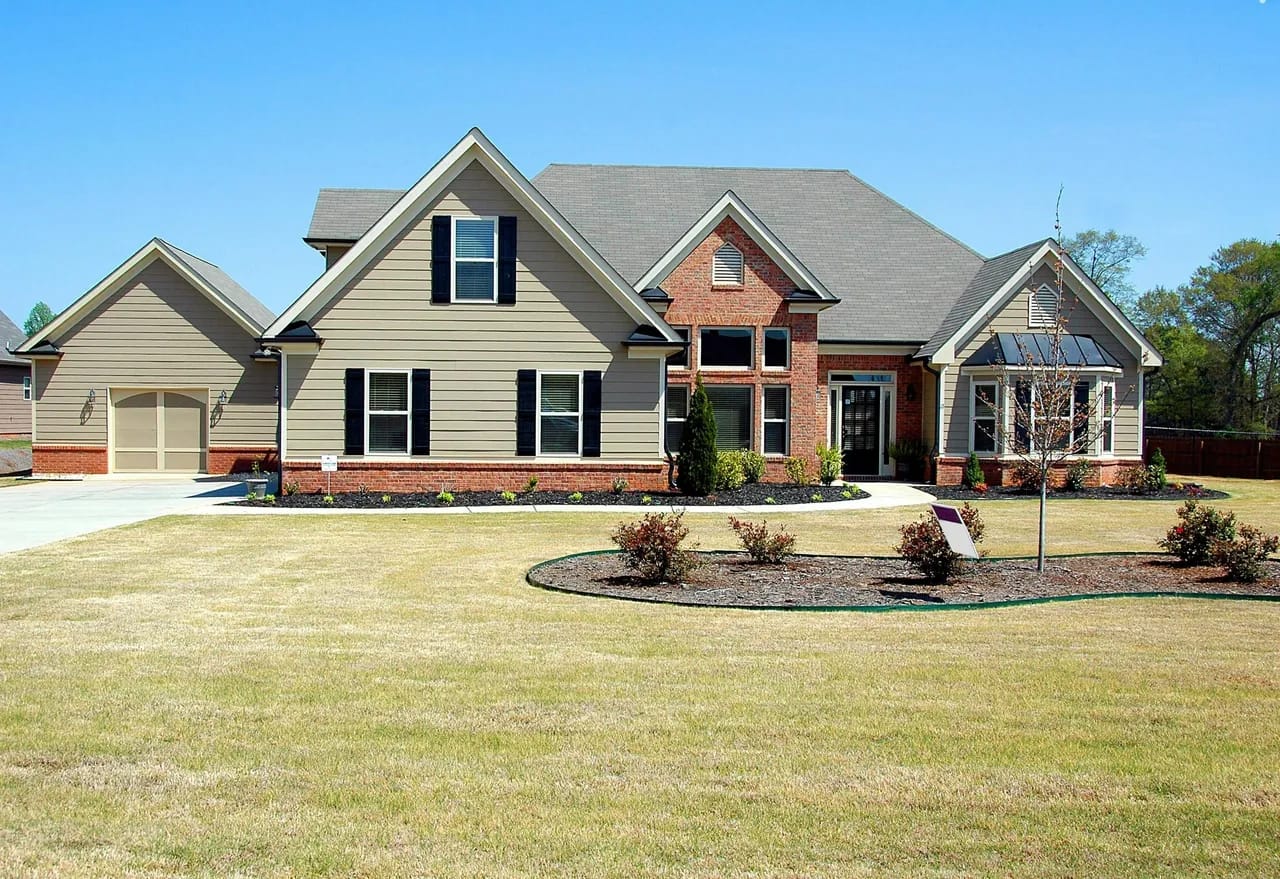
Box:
[841,488,854,500]
[1009,460,1042,492]
[437,491,455,505]
[809,492,823,503]
[1149,447,1168,488]
[640,495,653,505]
[785,455,813,486]
[896,503,986,582]
[282,481,300,496]
[1065,460,1094,491]
[972,482,989,494]
[568,491,584,504]
[611,476,628,495]
[611,512,699,583]
[1159,500,1237,565]
[715,450,746,491]
[817,444,842,485]
[765,496,777,505]
[523,475,539,493]
[381,494,391,504]
[1211,524,1279,583]
[677,376,719,496]
[323,495,334,505]
[962,452,985,488]
[264,493,276,504]
[728,517,796,564]
[501,490,517,504]
[738,450,766,484]
[1117,465,1163,493]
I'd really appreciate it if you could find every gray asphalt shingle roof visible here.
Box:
[160,240,275,331]
[0,309,26,366]
[307,189,405,242]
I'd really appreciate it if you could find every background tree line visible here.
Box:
[1065,230,1280,434]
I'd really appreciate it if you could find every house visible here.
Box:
[15,239,278,475]
[0,310,32,438]
[20,128,1162,486]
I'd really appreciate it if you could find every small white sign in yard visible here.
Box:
[930,503,978,559]
[320,455,338,473]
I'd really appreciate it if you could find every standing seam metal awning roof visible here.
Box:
[962,333,1123,369]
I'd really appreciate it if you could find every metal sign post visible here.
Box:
[320,454,338,495]
[930,503,978,559]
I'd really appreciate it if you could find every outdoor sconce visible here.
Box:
[87,388,96,403]
[906,384,917,402]
[217,390,228,405]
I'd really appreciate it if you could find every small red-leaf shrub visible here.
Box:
[1211,524,1279,583]
[972,482,989,494]
[1009,460,1042,491]
[1159,500,1236,565]
[728,517,796,564]
[896,503,986,582]
[611,512,699,583]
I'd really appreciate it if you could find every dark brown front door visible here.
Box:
[841,386,880,475]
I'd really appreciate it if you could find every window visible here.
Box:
[763,386,789,455]
[367,371,409,454]
[1029,283,1058,327]
[699,327,753,369]
[22,375,31,402]
[1099,382,1115,454]
[971,381,999,454]
[1011,379,1092,454]
[712,243,743,286]
[538,372,581,455]
[667,327,690,369]
[1071,381,1090,452]
[704,384,752,450]
[453,217,497,301]
[665,385,688,452]
[764,328,789,369]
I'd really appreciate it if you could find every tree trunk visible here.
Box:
[1037,477,1048,573]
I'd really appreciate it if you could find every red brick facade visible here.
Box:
[816,354,926,470]
[32,445,109,475]
[280,460,669,493]
[208,446,278,476]
[935,455,1144,487]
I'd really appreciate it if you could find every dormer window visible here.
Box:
[712,243,744,286]
[1029,283,1058,327]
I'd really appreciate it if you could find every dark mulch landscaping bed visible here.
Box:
[926,484,1228,502]
[236,483,868,509]
[531,552,1280,608]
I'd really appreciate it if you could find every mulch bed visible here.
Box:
[236,483,868,509]
[530,552,1280,608]
[926,484,1228,502]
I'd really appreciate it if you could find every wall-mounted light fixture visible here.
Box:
[87,388,96,403]
[217,390,228,405]
[906,384,917,402]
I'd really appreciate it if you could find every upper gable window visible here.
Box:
[712,244,744,286]
[453,217,498,302]
[1028,283,1059,327]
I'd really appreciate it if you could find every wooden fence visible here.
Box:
[1145,434,1280,479]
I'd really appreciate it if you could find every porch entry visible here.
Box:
[828,372,895,478]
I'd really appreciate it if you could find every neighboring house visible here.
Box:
[15,239,278,475]
[0,309,32,438]
[17,128,1162,486]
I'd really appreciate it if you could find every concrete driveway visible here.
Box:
[0,477,244,554]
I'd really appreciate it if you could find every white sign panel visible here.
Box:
[320,455,338,473]
[931,503,978,559]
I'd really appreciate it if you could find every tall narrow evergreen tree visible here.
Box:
[677,375,718,496]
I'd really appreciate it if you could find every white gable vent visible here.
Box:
[1028,283,1059,327]
[712,243,744,286]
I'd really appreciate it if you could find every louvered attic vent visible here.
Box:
[712,244,744,286]
[1028,283,1059,327]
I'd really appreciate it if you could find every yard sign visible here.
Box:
[930,503,979,559]
[320,455,338,495]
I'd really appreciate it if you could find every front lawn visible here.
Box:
[0,478,1277,876]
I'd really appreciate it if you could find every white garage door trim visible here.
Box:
[108,387,209,474]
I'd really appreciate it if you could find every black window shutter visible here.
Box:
[411,369,431,456]
[344,368,365,455]
[516,369,537,456]
[498,216,517,304]
[582,370,602,457]
[431,215,451,304]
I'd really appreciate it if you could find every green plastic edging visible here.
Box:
[525,549,1280,613]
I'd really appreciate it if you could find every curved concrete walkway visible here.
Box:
[196,481,938,517]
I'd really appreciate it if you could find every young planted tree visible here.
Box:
[676,374,718,496]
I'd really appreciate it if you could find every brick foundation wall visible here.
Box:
[33,444,109,475]
[281,460,670,493]
[935,456,1144,487]
[208,447,279,476]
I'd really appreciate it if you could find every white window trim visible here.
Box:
[970,380,1000,457]
[1098,380,1116,456]
[763,327,790,370]
[697,326,755,371]
[1028,282,1058,328]
[1008,377,1095,457]
[365,369,411,456]
[451,215,499,303]
[665,383,689,453]
[711,243,744,287]
[762,385,789,457]
[22,374,32,402]
[536,370,583,457]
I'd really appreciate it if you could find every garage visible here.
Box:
[111,389,208,473]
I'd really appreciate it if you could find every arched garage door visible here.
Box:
[112,390,208,473]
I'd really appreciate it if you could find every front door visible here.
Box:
[841,386,880,475]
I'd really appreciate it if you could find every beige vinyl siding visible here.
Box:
[287,160,660,460]
[0,365,32,435]
[33,258,276,449]
[324,245,351,270]
[942,265,1142,458]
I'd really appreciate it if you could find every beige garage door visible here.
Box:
[112,390,208,472]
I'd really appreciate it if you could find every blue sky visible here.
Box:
[0,0,1276,326]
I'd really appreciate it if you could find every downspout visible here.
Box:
[275,349,285,490]
[922,360,944,483]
